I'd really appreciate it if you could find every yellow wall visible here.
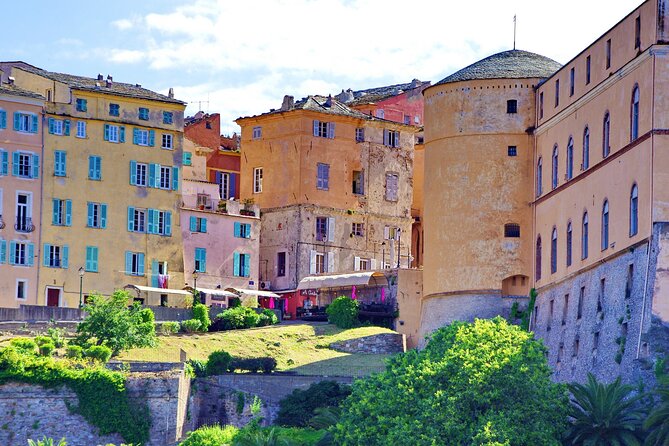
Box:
[395,268,423,349]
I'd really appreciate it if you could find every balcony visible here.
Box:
[15,217,35,233]
[0,215,4,229]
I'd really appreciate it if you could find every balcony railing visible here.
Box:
[15,217,35,233]
[0,215,4,229]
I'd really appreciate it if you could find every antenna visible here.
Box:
[189,99,210,112]
[513,14,517,50]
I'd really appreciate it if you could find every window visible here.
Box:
[43,244,68,268]
[216,171,236,199]
[352,222,364,237]
[162,134,173,149]
[109,103,120,116]
[577,286,584,319]
[549,227,558,274]
[16,280,27,299]
[233,252,251,277]
[9,241,34,266]
[384,226,401,241]
[183,152,192,166]
[602,200,609,250]
[598,279,605,312]
[554,79,560,107]
[504,223,520,238]
[104,124,125,143]
[582,212,589,259]
[566,137,574,180]
[566,222,573,267]
[631,85,640,141]
[48,118,69,136]
[317,163,329,190]
[163,111,173,124]
[150,209,172,236]
[586,55,591,84]
[252,126,262,139]
[602,112,610,158]
[506,99,517,114]
[128,207,146,233]
[606,39,612,69]
[383,129,400,148]
[385,173,399,201]
[87,202,107,229]
[626,264,634,299]
[277,252,286,277]
[85,246,99,272]
[569,68,575,97]
[88,156,101,180]
[507,146,517,157]
[548,299,554,330]
[315,252,326,274]
[54,151,66,177]
[352,170,364,195]
[51,199,71,226]
[536,157,543,197]
[159,166,171,189]
[375,109,384,119]
[76,121,86,138]
[194,248,206,272]
[539,92,544,119]
[130,161,148,187]
[234,222,251,238]
[355,128,364,142]
[535,236,542,281]
[630,184,639,236]
[12,152,39,179]
[552,145,558,189]
[254,167,263,193]
[0,109,6,129]
[316,217,329,241]
[125,251,145,276]
[313,120,335,139]
[138,107,149,120]
[133,128,154,146]
[635,16,641,49]
[14,112,38,133]
[403,115,411,125]
[583,126,590,170]
[76,98,87,112]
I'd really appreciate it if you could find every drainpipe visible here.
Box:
[35,104,46,306]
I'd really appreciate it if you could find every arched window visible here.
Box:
[566,137,574,180]
[582,212,589,260]
[536,236,542,281]
[566,221,573,267]
[603,112,611,158]
[552,145,559,189]
[631,85,640,141]
[602,200,610,250]
[536,157,543,197]
[583,126,590,170]
[551,227,558,274]
[630,184,639,236]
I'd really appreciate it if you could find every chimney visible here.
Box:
[97,73,103,81]
[324,94,333,107]
[7,76,15,85]
[106,75,113,88]
[168,87,174,99]
[335,89,354,103]
[280,95,294,111]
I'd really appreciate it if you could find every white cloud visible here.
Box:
[109,49,145,63]
[112,19,134,30]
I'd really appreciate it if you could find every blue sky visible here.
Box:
[2,0,641,134]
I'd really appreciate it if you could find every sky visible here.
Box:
[2,0,642,134]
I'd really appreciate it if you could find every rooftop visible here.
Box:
[237,94,372,121]
[342,79,430,105]
[435,50,562,85]
[0,82,44,100]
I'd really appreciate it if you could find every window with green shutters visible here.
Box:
[103,124,125,143]
[87,202,107,229]
[54,151,66,176]
[233,252,251,277]
[233,222,251,238]
[0,150,9,176]
[194,248,206,272]
[43,243,68,268]
[0,239,6,264]
[125,251,145,276]
[85,246,99,272]
[0,109,7,129]
[183,152,192,166]
[133,128,155,146]
[48,118,70,136]
[52,199,72,226]
[88,156,102,180]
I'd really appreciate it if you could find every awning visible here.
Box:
[124,284,192,296]
[225,287,280,298]
[196,288,237,298]
[297,271,388,290]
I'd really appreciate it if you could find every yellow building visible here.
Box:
[0,62,186,307]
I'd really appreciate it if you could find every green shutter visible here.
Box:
[43,244,51,266]
[65,200,72,226]
[104,124,110,141]
[87,202,94,227]
[0,110,6,129]
[27,243,34,266]
[128,207,135,232]
[52,199,60,225]
[164,212,172,236]
[100,204,107,229]
[243,254,250,277]
[0,240,6,263]
[138,253,145,276]
[233,252,240,277]
[63,119,70,136]
[31,115,38,133]
[130,160,137,185]
[125,251,132,275]
[48,118,55,134]
[148,130,155,146]
[61,245,69,269]
[172,166,179,190]
[119,126,125,142]
[31,154,39,179]
[0,150,7,175]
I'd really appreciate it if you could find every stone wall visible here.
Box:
[329,333,406,354]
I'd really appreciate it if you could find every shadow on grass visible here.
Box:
[285,353,390,378]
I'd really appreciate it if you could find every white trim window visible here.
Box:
[313,120,335,139]
[385,173,399,201]
[383,129,400,148]
[76,121,86,138]
[135,163,147,187]
[253,167,263,193]
[352,222,364,237]
[16,279,27,300]
[162,134,173,150]
[137,129,149,146]
[252,126,262,140]
[132,208,146,233]
[159,166,171,190]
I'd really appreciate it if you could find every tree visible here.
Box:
[644,376,669,446]
[564,373,645,446]
[325,296,358,329]
[76,290,157,355]
[332,317,568,446]
[276,381,351,427]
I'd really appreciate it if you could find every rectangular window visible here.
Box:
[104,124,124,143]
[54,151,66,177]
[88,156,101,180]
[539,92,544,119]
[233,222,251,238]
[554,79,560,107]
[128,207,146,233]
[598,278,605,313]
[183,152,192,166]
[16,280,27,299]
[153,209,172,236]
[76,98,87,112]
[217,172,231,199]
[316,217,328,241]
[504,223,520,238]
[635,16,641,49]
[403,115,411,125]
[507,146,517,156]
[384,226,401,241]
[355,128,364,142]
[87,202,107,229]
[252,126,262,139]
[76,121,86,138]
[506,99,518,114]
[14,112,38,133]
[190,216,208,233]
[352,170,364,195]
[13,152,38,179]
[313,120,335,139]
[162,134,173,149]
[562,294,569,325]
[383,129,400,148]
[159,166,171,189]
[49,119,64,135]
[125,251,145,276]
[132,162,147,187]
[134,128,150,146]
[569,67,575,97]
[233,252,251,277]
[163,111,173,124]
[586,56,591,84]
[317,163,329,190]
[606,39,612,69]
[277,252,286,277]
[109,103,120,116]
[138,107,149,120]
[52,199,72,226]
[194,247,207,272]
[358,258,370,271]
[44,244,68,268]
[253,167,263,193]
[352,222,364,237]
[385,173,399,201]
[85,246,99,272]
[315,252,325,274]
[0,110,5,129]
[10,241,33,266]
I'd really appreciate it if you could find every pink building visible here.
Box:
[0,82,44,306]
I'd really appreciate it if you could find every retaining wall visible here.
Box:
[329,332,406,354]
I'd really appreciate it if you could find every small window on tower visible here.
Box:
[504,223,520,238]
[507,146,517,156]
[506,100,517,114]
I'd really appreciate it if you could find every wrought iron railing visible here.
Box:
[15,217,35,233]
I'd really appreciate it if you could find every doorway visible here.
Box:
[46,288,61,307]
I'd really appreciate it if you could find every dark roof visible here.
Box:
[13,64,185,105]
[346,79,430,105]
[436,50,562,85]
[0,83,44,100]
[237,95,371,121]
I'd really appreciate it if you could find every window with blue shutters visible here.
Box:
[109,103,120,116]
[194,248,206,273]
[163,111,173,124]
[12,152,38,178]
[138,107,149,120]
[43,244,68,268]
[317,163,329,190]
[85,246,98,272]
[234,222,251,238]
[14,112,38,133]
[52,199,72,226]
[48,118,69,136]
[103,124,124,143]
[133,128,154,146]
[0,150,8,176]
[313,120,335,139]
[88,156,102,180]
[190,216,207,233]
[54,151,66,176]
[87,202,107,229]
[127,207,146,232]
[0,239,6,264]
[76,98,87,112]
[233,252,251,277]
[10,241,33,266]
[183,152,192,166]
[0,109,6,129]
[76,121,86,138]
[125,251,145,276]
[146,209,170,235]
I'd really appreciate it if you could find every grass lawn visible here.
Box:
[117,322,394,377]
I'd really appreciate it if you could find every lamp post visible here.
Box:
[192,270,203,304]
[397,228,402,268]
[381,242,386,269]
[78,267,85,308]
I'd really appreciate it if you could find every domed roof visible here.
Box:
[436,50,562,85]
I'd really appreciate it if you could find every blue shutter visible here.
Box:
[104,124,110,141]
[43,244,51,267]
[100,204,107,229]
[243,254,250,277]
[31,154,39,179]
[164,212,172,236]
[31,115,38,133]
[61,245,69,269]
[233,252,240,277]
[151,260,159,287]
[48,118,55,134]
[127,207,135,232]
[328,122,335,139]
[65,200,72,226]
[91,247,98,272]
[52,199,59,225]
[244,224,251,239]
[86,246,93,271]
[0,240,5,263]
[0,110,6,129]
[125,251,132,275]
[148,164,157,188]
[13,113,20,130]
[88,156,95,179]
[234,222,241,238]
[9,241,16,264]
[95,156,101,179]
[87,203,94,227]
[148,130,155,147]
[313,120,319,136]
[229,173,237,199]
[138,253,145,276]
[0,151,7,175]
[133,128,139,145]
[63,119,70,136]
[201,218,207,233]
[172,166,179,190]
[189,216,197,232]
[130,160,137,185]
[27,243,34,266]
[12,152,19,176]
[183,152,192,166]
[119,126,125,143]
[200,249,206,273]
[147,209,156,234]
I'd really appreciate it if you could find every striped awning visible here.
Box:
[297,271,388,290]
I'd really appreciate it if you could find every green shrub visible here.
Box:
[257,309,279,327]
[216,307,259,330]
[0,347,25,373]
[85,345,112,363]
[47,326,66,348]
[38,342,56,357]
[10,338,38,355]
[35,336,53,347]
[66,345,84,359]
[27,437,67,446]
[192,303,211,332]
[206,350,232,376]
[179,424,238,446]
[325,296,359,329]
[160,321,181,335]
[181,319,203,333]
[229,357,277,374]
[229,297,242,308]
[276,381,351,427]
[187,359,208,378]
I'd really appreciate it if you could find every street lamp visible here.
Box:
[78,267,85,308]
[397,228,402,268]
[192,269,204,304]
[381,242,386,269]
